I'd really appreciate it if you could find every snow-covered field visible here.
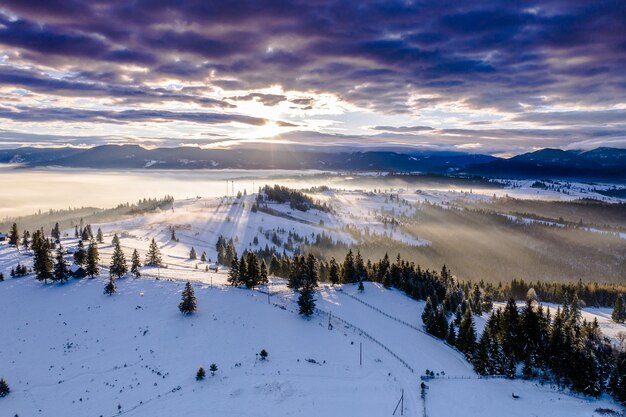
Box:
[1,242,624,416]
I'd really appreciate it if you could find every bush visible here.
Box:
[0,378,9,397]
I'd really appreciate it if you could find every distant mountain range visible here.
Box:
[0,145,624,181]
[464,147,626,181]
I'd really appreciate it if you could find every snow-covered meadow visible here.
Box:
[1,239,624,416]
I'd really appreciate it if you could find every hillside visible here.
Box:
[0,241,622,416]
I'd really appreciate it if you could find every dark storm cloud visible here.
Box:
[0,106,270,125]
[0,1,622,108]
[0,66,232,108]
[0,0,625,151]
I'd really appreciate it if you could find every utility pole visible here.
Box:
[359,342,362,366]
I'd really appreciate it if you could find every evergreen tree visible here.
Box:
[502,298,521,359]
[244,251,261,289]
[209,363,218,376]
[53,245,69,283]
[145,238,162,266]
[74,225,79,238]
[609,350,626,404]
[328,257,340,285]
[171,228,177,241]
[298,255,317,316]
[189,247,197,260]
[8,223,18,247]
[0,378,9,397]
[111,234,120,246]
[81,226,91,241]
[259,349,268,360]
[474,328,492,375]
[179,282,197,315]
[260,260,268,284]
[358,279,364,292]
[228,254,240,286]
[612,294,625,323]
[33,235,53,283]
[73,240,87,266]
[446,321,456,346]
[85,241,100,278]
[457,307,477,360]
[96,228,104,243]
[341,249,356,283]
[51,222,61,241]
[131,249,141,278]
[379,252,391,287]
[109,236,127,279]
[104,276,116,295]
[21,230,30,249]
[0,272,4,282]
[196,367,205,381]
[422,296,435,329]
[200,252,207,262]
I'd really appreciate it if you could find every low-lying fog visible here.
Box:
[0,167,339,218]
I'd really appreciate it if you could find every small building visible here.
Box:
[70,264,86,279]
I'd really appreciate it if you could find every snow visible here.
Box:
[1,189,624,416]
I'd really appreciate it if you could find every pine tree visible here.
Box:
[85,241,100,278]
[259,349,268,360]
[73,240,87,266]
[53,245,69,283]
[179,282,197,315]
[189,247,197,260]
[33,236,53,283]
[609,350,626,404]
[74,225,79,238]
[422,296,435,329]
[260,260,268,284]
[0,272,4,281]
[131,249,142,278]
[341,249,356,283]
[358,279,364,292]
[298,256,317,317]
[0,378,9,397]
[196,367,205,381]
[474,328,492,375]
[200,251,207,262]
[170,228,177,242]
[51,222,61,241]
[81,226,90,241]
[209,363,218,376]
[446,321,456,346]
[457,307,477,360]
[21,230,30,249]
[109,237,127,279]
[228,254,240,286]
[612,294,625,323]
[104,276,116,295]
[145,238,162,266]
[8,223,18,247]
[328,257,340,285]
[96,228,104,243]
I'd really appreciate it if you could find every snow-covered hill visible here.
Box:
[0,242,622,417]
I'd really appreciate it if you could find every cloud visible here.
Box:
[0,106,271,125]
[370,125,434,133]
[0,1,624,153]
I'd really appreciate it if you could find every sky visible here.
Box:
[0,0,625,156]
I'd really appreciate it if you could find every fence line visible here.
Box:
[316,308,415,374]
